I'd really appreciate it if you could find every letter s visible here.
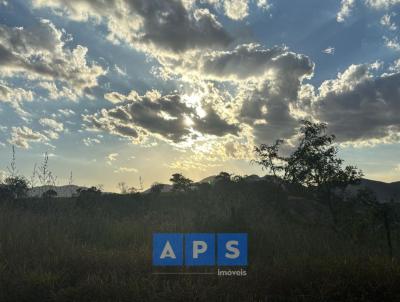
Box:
[225,240,240,259]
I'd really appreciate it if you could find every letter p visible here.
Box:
[185,234,215,266]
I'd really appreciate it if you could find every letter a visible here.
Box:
[160,240,176,259]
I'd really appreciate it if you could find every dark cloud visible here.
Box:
[210,45,314,144]
[240,82,299,144]
[85,91,239,142]
[312,64,400,143]
[199,44,314,82]
[194,105,240,136]
[127,1,233,52]
[33,0,233,54]
[0,20,104,91]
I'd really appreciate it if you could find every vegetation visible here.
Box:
[170,173,193,192]
[0,121,399,301]
[254,121,363,227]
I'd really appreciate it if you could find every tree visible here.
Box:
[4,176,29,199]
[215,172,232,184]
[170,173,193,192]
[253,139,285,177]
[254,120,363,226]
[284,121,362,189]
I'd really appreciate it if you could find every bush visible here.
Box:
[2,176,29,199]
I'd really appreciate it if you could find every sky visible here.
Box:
[0,0,399,192]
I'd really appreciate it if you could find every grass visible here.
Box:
[0,182,400,301]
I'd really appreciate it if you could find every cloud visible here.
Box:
[158,43,313,144]
[337,0,355,22]
[223,0,249,20]
[8,126,47,148]
[32,0,233,56]
[0,82,34,116]
[58,109,75,117]
[384,36,400,50]
[310,63,400,144]
[381,13,397,30]
[39,82,78,101]
[239,82,300,144]
[160,43,313,86]
[107,153,119,161]
[104,91,131,104]
[84,90,239,143]
[203,0,270,20]
[39,118,64,132]
[0,20,105,93]
[114,167,138,173]
[322,47,335,55]
[365,0,400,9]
[168,158,222,171]
[337,0,400,23]
[194,104,239,136]
[106,152,119,165]
[256,0,270,10]
[83,137,101,146]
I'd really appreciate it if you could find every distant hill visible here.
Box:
[199,174,265,184]
[27,177,400,201]
[28,185,85,198]
[348,179,400,202]
[198,175,400,202]
[142,184,173,194]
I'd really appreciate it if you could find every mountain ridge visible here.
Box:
[26,176,400,202]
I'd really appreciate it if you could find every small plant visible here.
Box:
[38,152,57,187]
[2,146,29,199]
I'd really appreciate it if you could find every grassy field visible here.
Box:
[0,181,400,301]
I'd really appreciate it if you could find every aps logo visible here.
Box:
[152,233,248,266]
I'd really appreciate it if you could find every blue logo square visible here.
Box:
[217,233,248,266]
[153,233,183,266]
[185,233,215,266]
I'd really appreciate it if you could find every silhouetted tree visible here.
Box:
[4,176,29,199]
[253,139,285,177]
[215,172,232,184]
[170,173,193,192]
[255,120,363,226]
